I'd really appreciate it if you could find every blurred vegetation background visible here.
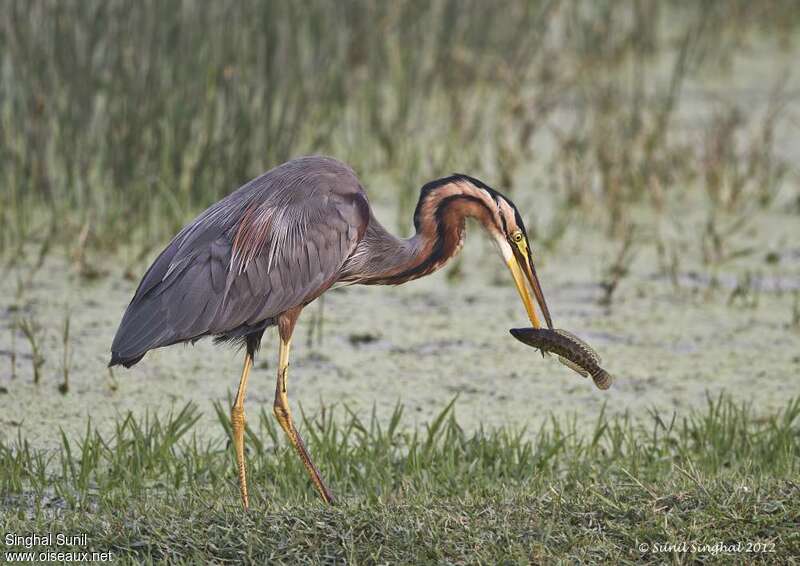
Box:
[1,0,798,263]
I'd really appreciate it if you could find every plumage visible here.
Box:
[110,156,369,367]
[110,154,555,507]
[110,155,547,367]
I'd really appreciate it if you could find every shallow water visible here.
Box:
[1,194,798,449]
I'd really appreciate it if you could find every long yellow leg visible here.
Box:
[231,353,253,510]
[273,337,335,504]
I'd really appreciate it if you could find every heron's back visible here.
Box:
[110,156,369,367]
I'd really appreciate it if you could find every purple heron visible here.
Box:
[110,155,552,508]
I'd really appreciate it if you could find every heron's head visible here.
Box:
[486,191,553,330]
[414,174,553,328]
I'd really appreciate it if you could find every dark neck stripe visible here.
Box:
[413,174,502,231]
[384,193,492,284]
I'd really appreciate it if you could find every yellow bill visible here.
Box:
[506,241,553,329]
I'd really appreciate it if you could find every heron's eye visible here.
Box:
[512,231,524,243]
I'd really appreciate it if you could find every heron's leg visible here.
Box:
[273,335,335,504]
[231,352,253,510]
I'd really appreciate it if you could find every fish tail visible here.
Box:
[591,369,613,390]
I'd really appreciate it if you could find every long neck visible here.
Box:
[341,176,501,285]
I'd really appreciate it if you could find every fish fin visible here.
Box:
[558,356,589,378]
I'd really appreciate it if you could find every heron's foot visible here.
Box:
[273,401,335,505]
[231,404,250,510]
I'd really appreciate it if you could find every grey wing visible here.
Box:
[213,187,369,334]
[110,170,369,367]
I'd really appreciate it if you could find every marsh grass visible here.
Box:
[1,396,798,562]
[599,224,638,307]
[1,1,797,269]
[727,271,762,309]
[791,291,800,330]
[16,316,44,385]
[0,0,551,256]
[7,324,17,381]
[58,310,73,395]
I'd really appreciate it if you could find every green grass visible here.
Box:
[2,395,798,563]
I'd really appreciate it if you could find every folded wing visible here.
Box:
[110,159,369,367]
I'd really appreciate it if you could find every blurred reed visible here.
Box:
[0,0,797,262]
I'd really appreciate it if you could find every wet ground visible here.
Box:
[1,192,799,449]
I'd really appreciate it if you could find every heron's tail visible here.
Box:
[109,238,184,369]
[108,351,146,368]
[109,295,173,368]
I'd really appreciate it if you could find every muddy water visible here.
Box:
[1,194,798,449]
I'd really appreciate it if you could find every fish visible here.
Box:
[509,327,613,390]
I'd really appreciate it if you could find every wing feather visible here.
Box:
[110,156,370,367]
